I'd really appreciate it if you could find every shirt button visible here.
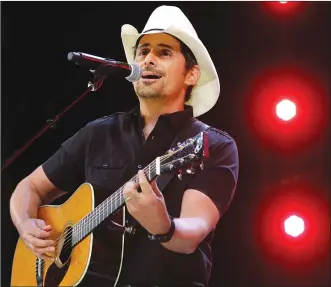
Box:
[137,164,143,169]
[151,135,155,140]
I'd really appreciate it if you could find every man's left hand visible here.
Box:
[123,170,171,235]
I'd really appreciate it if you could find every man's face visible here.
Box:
[133,33,188,102]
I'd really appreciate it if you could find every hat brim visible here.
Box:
[121,24,220,117]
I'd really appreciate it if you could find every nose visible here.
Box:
[144,51,157,67]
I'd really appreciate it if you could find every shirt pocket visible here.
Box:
[87,156,130,192]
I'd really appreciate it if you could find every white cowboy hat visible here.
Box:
[121,5,220,117]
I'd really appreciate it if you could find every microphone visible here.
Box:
[67,52,142,82]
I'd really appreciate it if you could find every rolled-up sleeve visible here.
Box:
[186,128,239,216]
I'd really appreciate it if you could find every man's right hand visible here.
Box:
[18,218,55,261]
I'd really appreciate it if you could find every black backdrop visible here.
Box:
[1,2,330,286]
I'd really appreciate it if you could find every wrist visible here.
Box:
[14,215,30,232]
[148,216,176,243]
[149,216,172,235]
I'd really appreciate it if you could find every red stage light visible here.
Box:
[256,181,330,268]
[245,67,329,153]
[276,99,296,121]
[263,1,305,17]
[284,215,304,237]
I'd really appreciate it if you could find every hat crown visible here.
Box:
[142,6,198,37]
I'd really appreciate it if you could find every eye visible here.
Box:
[137,49,148,57]
[161,49,172,57]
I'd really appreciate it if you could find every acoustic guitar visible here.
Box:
[11,132,209,287]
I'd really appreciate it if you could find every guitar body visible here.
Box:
[11,183,125,287]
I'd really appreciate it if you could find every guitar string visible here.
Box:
[39,151,180,267]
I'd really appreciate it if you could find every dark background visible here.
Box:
[1,2,330,287]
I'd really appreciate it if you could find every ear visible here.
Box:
[184,65,201,86]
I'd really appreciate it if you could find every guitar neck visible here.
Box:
[71,158,161,246]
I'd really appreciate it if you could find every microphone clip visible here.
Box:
[87,62,110,92]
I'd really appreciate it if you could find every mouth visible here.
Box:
[141,73,162,82]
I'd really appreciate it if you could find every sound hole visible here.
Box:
[56,226,73,267]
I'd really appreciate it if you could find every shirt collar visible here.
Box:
[129,105,194,134]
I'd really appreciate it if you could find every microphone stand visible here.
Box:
[1,68,106,172]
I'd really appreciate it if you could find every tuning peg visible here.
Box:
[177,170,183,180]
[200,162,204,170]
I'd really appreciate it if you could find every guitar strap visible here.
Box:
[155,117,210,193]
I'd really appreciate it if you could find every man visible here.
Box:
[10,5,238,287]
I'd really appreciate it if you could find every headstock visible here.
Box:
[159,132,209,179]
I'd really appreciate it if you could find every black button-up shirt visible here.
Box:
[43,106,239,286]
